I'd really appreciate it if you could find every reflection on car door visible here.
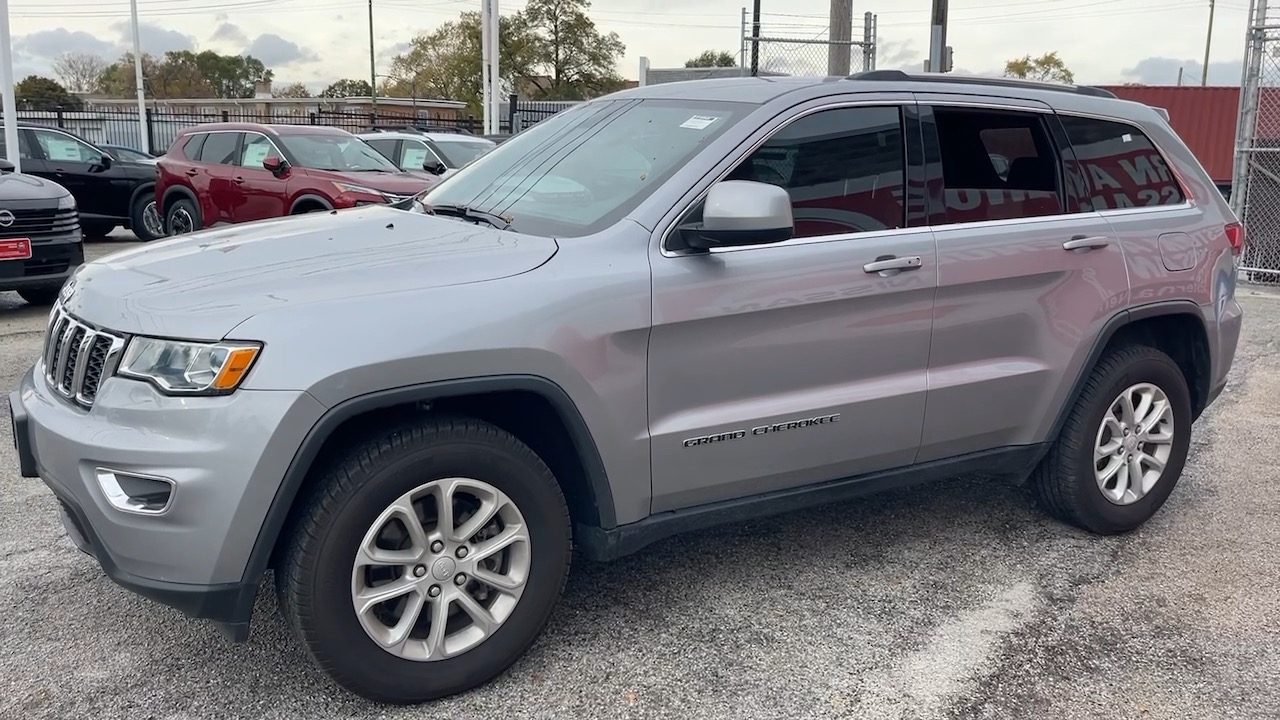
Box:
[647,99,939,512]
[196,132,243,226]
[913,95,1130,463]
[231,133,290,222]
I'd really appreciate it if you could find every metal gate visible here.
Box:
[1234,0,1280,282]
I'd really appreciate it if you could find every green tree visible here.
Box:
[1004,51,1074,84]
[387,12,540,115]
[14,75,82,110]
[272,82,312,98]
[685,50,737,68]
[320,78,373,98]
[523,0,626,100]
[96,51,272,99]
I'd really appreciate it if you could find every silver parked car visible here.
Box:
[10,70,1245,704]
[358,128,497,179]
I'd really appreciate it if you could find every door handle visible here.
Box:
[185,169,198,176]
[233,176,245,184]
[1063,235,1112,251]
[863,255,923,274]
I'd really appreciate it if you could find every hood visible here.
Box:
[0,170,71,201]
[60,205,558,340]
[300,167,432,195]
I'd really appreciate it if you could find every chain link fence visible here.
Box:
[1234,0,1280,283]
[741,11,877,77]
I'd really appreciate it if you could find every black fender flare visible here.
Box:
[160,185,198,216]
[1046,299,1209,443]
[229,375,618,625]
[289,194,334,214]
[127,181,156,211]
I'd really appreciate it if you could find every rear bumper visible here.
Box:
[0,235,83,291]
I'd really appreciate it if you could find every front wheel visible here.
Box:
[276,416,572,704]
[1031,344,1193,534]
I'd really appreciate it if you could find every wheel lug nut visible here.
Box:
[412,565,427,578]
[456,546,469,559]
[428,584,441,597]
[454,573,467,586]
[430,540,444,553]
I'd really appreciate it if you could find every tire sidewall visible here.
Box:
[164,198,200,236]
[303,437,570,699]
[1071,353,1193,531]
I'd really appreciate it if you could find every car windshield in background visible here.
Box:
[278,135,402,172]
[416,98,753,237]
[433,140,495,168]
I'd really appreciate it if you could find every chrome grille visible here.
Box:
[42,305,126,407]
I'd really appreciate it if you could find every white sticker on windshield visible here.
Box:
[680,115,720,130]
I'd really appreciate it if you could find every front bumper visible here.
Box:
[0,235,83,291]
[10,364,325,637]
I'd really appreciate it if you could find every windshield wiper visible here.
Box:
[427,204,513,231]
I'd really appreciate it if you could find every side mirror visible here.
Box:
[681,180,793,252]
[0,159,14,173]
[97,153,113,170]
[423,158,447,175]
[263,155,286,175]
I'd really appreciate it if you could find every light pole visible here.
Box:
[0,0,20,171]
[369,0,378,117]
[129,0,148,153]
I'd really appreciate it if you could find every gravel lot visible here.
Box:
[1,239,1278,719]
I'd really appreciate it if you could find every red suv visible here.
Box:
[155,123,439,235]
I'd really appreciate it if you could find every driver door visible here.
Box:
[231,132,290,222]
[26,128,117,219]
[647,98,939,512]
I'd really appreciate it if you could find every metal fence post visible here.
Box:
[507,93,518,134]
[1234,0,1280,283]
[750,0,761,76]
[144,108,155,154]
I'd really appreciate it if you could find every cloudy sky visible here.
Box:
[3,0,1257,92]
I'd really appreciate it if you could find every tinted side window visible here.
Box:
[1058,115,1186,210]
[364,139,397,160]
[240,134,275,167]
[729,106,905,238]
[932,107,1063,224]
[199,133,240,165]
[179,133,206,160]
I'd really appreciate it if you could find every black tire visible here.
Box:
[80,220,116,239]
[17,285,62,306]
[130,191,164,242]
[164,197,201,236]
[1031,344,1193,534]
[276,415,572,704]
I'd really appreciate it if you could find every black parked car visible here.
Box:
[1,125,163,241]
[0,159,84,305]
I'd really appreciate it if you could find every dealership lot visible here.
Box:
[1,240,1278,719]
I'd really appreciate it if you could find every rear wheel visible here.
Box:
[276,416,572,704]
[131,191,164,241]
[164,198,200,236]
[1031,344,1192,534]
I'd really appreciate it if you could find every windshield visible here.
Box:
[278,134,402,172]
[415,98,753,237]
[432,139,495,168]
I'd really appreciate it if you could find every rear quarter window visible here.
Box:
[1058,115,1186,210]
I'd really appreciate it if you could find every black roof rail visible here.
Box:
[847,69,1117,99]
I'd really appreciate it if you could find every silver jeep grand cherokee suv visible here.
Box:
[9,70,1244,704]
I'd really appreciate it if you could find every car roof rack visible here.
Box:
[362,123,474,136]
[846,69,1118,99]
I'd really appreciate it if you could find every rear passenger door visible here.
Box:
[195,132,243,226]
[648,97,939,511]
[913,95,1130,463]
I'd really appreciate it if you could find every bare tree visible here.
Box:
[52,52,108,93]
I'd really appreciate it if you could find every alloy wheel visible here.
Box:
[1093,382,1176,505]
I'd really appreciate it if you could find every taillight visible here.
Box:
[1225,222,1245,255]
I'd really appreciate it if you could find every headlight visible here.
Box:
[117,337,262,395]
[57,193,76,210]
[333,181,384,198]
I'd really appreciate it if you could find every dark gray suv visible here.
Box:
[0,159,83,304]
[10,71,1244,704]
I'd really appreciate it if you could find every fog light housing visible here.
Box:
[95,467,175,515]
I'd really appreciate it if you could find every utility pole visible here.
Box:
[750,0,761,76]
[828,0,853,76]
[368,0,377,116]
[0,0,19,172]
[1202,0,1216,86]
[928,0,948,73]
[129,0,148,153]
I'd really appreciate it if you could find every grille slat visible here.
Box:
[41,305,126,408]
[0,209,79,241]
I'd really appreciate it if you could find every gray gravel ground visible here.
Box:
[1,240,1278,719]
